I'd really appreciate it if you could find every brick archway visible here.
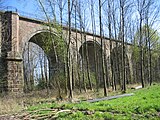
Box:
[22,30,65,91]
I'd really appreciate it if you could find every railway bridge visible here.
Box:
[0,11,133,93]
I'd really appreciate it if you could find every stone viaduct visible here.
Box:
[0,11,133,93]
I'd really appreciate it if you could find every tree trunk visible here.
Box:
[99,0,108,96]
[67,0,73,99]
[120,0,126,92]
[91,0,99,91]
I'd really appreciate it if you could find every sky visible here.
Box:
[1,0,43,20]
[1,0,37,13]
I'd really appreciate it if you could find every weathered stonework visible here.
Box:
[0,13,6,92]
[6,51,23,93]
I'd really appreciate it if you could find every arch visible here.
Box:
[79,41,103,85]
[22,29,65,91]
[78,39,101,52]
[79,41,102,71]
[22,31,57,63]
[21,28,58,53]
[21,27,65,64]
[110,45,131,85]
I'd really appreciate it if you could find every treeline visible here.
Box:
[22,0,160,99]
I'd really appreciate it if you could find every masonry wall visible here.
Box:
[6,12,24,93]
[0,12,24,93]
[7,59,23,93]
[0,12,8,93]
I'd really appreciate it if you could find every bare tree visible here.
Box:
[119,0,126,92]
[99,0,108,96]
[67,0,73,99]
[90,0,99,91]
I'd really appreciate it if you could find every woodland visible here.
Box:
[0,0,160,119]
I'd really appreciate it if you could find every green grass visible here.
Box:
[27,84,160,120]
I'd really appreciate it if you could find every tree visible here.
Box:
[107,0,115,91]
[67,0,73,99]
[90,0,99,91]
[133,25,160,85]
[99,0,108,96]
[119,0,127,92]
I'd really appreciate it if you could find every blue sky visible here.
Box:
[2,0,38,14]
[1,0,46,20]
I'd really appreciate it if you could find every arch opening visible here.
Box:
[79,41,103,87]
[110,45,131,87]
[79,41,102,72]
[23,32,65,92]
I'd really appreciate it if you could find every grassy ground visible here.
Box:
[21,84,160,120]
[0,85,125,115]
[0,89,58,115]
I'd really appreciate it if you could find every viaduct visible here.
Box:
[0,11,133,93]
